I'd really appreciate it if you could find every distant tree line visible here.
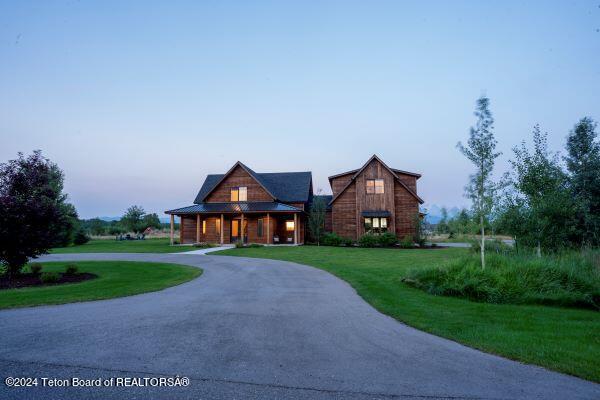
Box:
[79,206,167,237]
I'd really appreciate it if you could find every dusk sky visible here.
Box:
[1,1,599,219]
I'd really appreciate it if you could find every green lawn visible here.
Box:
[0,261,201,309]
[216,246,600,382]
[51,238,195,253]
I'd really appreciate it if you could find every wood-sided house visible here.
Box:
[166,155,423,245]
[324,155,424,241]
[166,162,312,245]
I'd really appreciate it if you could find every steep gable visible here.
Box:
[204,164,274,203]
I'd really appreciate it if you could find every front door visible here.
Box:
[230,219,247,243]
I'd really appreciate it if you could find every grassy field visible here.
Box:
[216,246,600,382]
[51,238,196,253]
[0,261,201,309]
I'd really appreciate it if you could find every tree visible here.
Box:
[121,206,146,233]
[142,213,162,230]
[504,125,574,255]
[87,218,107,236]
[0,151,76,279]
[308,193,327,245]
[457,96,501,269]
[52,202,79,247]
[436,207,449,234]
[565,117,600,246]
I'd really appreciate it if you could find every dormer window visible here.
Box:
[231,186,247,202]
[366,179,384,194]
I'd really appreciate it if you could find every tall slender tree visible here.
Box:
[457,96,500,269]
[308,191,326,245]
[565,117,600,246]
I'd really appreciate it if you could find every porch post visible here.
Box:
[196,214,200,243]
[294,213,298,245]
[241,213,245,244]
[170,214,174,245]
[266,213,270,244]
[220,214,224,245]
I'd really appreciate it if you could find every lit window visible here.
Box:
[366,179,384,194]
[257,219,264,237]
[286,221,295,231]
[216,218,221,235]
[202,220,206,234]
[239,186,247,201]
[364,217,388,234]
[230,187,247,202]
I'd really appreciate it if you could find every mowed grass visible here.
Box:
[51,238,194,253]
[216,246,600,382]
[0,261,201,309]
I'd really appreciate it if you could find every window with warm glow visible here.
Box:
[238,186,247,201]
[285,221,295,231]
[366,179,384,194]
[364,217,388,234]
[230,186,247,202]
[202,220,206,234]
[216,218,221,235]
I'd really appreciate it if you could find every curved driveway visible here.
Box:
[0,253,598,400]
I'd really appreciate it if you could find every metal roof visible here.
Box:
[166,202,303,215]
[362,210,392,217]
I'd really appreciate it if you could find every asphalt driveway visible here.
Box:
[0,253,598,400]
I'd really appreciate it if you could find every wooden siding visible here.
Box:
[331,173,353,197]
[204,165,273,203]
[353,158,396,237]
[394,181,419,239]
[332,181,357,240]
[324,210,333,232]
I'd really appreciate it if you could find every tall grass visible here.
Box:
[403,249,599,310]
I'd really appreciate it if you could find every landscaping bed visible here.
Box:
[0,272,97,289]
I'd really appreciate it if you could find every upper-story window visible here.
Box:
[366,179,384,194]
[230,186,247,202]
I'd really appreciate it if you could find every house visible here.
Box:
[165,162,312,245]
[165,155,423,245]
[325,155,424,241]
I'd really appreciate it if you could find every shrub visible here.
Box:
[65,264,78,275]
[29,263,43,275]
[235,242,245,248]
[73,229,90,245]
[403,250,600,309]
[340,237,354,247]
[378,232,398,247]
[40,272,60,284]
[399,235,413,248]
[322,233,343,246]
[247,243,263,248]
[359,234,379,248]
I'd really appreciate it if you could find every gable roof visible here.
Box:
[328,167,421,182]
[329,154,424,205]
[194,162,312,204]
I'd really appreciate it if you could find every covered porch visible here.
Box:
[166,202,304,245]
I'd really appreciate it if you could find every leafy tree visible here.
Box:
[0,151,76,279]
[308,194,327,245]
[436,207,449,234]
[121,205,146,233]
[565,117,600,246]
[52,202,79,247]
[503,125,574,255]
[142,213,162,230]
[87,218,107,236]
[457,96,501,268]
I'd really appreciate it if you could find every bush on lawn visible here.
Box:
[399,235,414,248]
[247,243,263,248]
[29,263,43,276]
[402,250,600,310]
[65,264,79,275]
[235,242,245,248]
[40,272,60,284]
[378,232,398,247]
[73,229,90,245]
[322,233,353,247]
[358,234,379,248]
